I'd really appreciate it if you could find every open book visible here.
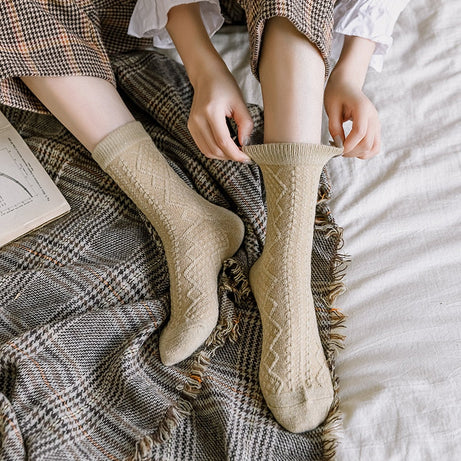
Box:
[0,111,70,248]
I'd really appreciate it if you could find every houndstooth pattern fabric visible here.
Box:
[232,0,335,79]
[0,0,335,113]
[0,50,346,460]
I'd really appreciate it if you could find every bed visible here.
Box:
[1,0,460,459]
[205,0,461,458]
[327,1,461,458]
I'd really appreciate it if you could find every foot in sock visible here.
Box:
[243,142,342,433]
[93,121,245,366]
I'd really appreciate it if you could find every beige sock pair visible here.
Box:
[92,121,341,433]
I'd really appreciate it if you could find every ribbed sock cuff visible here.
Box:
[92,121,151,170]
[242,143,343,166]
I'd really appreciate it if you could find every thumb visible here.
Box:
[232,100,254,147]
[327,104,345,147]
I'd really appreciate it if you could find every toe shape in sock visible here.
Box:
[159,317,218,366]
[264,383,334,433]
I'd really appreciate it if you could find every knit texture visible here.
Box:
[243,142,342,432]
[93,121,245,366]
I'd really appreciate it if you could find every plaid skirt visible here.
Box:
[0,0,335,114]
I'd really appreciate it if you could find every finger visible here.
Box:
[360,129,381,159]
[356,119,381,159]
[327,103,346,147]
[371,119,382,156]
[366,134,382,158]
[348,133,375,158]
[232,101,254,147]
[203,119,229,159]
[356,136,375,159]
[207,113,251,163]
[188,118,225,160]
[343,110,368,155]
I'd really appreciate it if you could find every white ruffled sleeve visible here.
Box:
[128,0,224,49]
[331,0,410,72]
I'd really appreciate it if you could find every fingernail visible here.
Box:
[333,135,343,148]
[243,136,251,146]
[242,156,253,164]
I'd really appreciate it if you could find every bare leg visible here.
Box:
[243,17,340,433]
[259,17,325,144]
[21,76,134,152]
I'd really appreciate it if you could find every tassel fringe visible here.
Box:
[317,170,350,460]
[128,290,242,461]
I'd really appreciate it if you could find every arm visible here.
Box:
[324,35,380,159]
[325,0,410,159]
[166,4,253,163]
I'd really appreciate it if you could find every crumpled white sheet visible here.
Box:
[326,1,461,458]
[159,0,461,457]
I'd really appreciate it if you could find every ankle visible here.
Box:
[92,121,151,170]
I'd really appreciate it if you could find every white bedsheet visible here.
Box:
[160,1,461,458]
[327,1,461,459]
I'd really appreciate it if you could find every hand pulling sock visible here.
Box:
[243,142,342,433]
[92,121,245,366]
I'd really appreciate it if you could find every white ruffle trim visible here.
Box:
[128,0,224,49]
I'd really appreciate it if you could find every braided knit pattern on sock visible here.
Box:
[93,122,245,366]
[243,143,342,433]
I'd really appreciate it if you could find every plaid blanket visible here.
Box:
[0,51,346,461]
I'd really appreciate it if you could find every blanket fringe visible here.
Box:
[220,257,252,305]
[316,185,350,461]
[129,279,242,461]
[129,399,193,461]
[321,380,344,461]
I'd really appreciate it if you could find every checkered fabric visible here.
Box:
[0,0,335,113]
[227,0,335,79]
[0,49,346,459]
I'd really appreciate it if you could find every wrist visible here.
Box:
[186,51,229,88]
[166,3,226,88]
[329,62,364,90]
[332,35,376,89]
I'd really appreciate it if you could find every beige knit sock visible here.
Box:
[93,121,245,366]
[242,142,342,433]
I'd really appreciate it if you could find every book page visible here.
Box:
[0,111,70,247]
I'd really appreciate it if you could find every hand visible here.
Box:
[188,60,254,163]
[165,3,253,163]
[324,69,381,160]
